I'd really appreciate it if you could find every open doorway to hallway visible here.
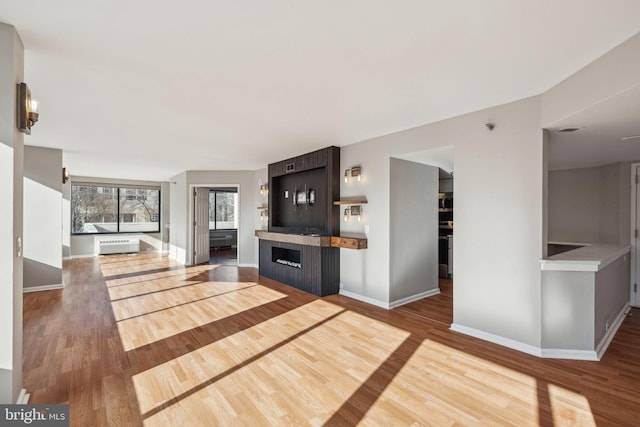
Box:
[193,185,239,266]
[390,146,454,325]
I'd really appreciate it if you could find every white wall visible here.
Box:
[24,146,63,290]
[341,96,545,348]
[169,172,188,263]
[0,21,24,403]
[548,161,639,244]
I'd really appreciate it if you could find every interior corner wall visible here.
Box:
[548,167,601,243]
[62,175,71,258]
[0,21,24,404]
[341,96,544,348]
[389,158,439,304]
[161,181,171,253]
[169,172,188,264]
[548,162,633,244]
[255,168,268,264]
[23,146,63,290]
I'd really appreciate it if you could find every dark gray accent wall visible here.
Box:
[389,158,439,302]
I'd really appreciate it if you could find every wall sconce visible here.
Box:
[260,184,269,195]
[260,209,269,221]
[343,205,362,222]
[62,167,69,184]
[350,205,362,222]
[350,166,362,182]
[17,83,39,134]
[344,165,362,183]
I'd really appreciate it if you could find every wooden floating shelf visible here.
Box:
[330,235,368,250]
[333,197,368,205]
[257,205,268,210]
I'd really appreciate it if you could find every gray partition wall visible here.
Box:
[389,158,440,305]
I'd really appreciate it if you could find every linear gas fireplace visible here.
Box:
[273,247,301,269]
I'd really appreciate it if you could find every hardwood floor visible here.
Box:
[23,254,640,426]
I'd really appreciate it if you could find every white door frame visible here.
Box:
[631,163,639,307]
[188,183,240,266]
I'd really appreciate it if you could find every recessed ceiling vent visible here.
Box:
[557,127,581,133]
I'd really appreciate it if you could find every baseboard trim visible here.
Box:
[339,289,390,309]
[16,388,30,404]
[389,288,441,309]
[450,323,542,358]
[540,348,598,361]
[23,283,65,293]
[595,302,629,360]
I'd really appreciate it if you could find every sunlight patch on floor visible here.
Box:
[116,284,286,351]
[361,338,543,426]
[111,281,258,320]
[104,264,215,289]
[548,383,596,426]
[134,301,410,426]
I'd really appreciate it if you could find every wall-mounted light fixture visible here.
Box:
[350,205,362,222]
[260,183,269,195]
[343,205,362,222]
[260,209,269,221]
[62,167,69,184]
[17,83,39,134]
[344,165,362,183]
[350,166,361,182]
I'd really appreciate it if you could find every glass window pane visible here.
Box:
[119,188,160,232]
[209,192,216,229]
[71,185,118,233]
[215,192,237,229]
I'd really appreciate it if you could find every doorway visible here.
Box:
[192,185,239,266]
[390,146,455,325]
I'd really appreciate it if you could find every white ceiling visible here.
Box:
[547,84,640,171]
[1,1,639,181]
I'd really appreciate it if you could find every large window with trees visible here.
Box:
[209,188,238,230]
[72,184,160,234]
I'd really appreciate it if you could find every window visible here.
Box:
[208,189,238,230]
[71,184,160,234]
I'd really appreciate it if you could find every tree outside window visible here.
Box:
[208,190,238,230]
[71,185,160,234]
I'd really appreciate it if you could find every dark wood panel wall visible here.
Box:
[268,146,340,236]
[259,146,341,296]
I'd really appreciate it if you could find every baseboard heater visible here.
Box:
[95,237,140,255]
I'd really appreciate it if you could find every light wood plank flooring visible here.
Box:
[23,254,640,426]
